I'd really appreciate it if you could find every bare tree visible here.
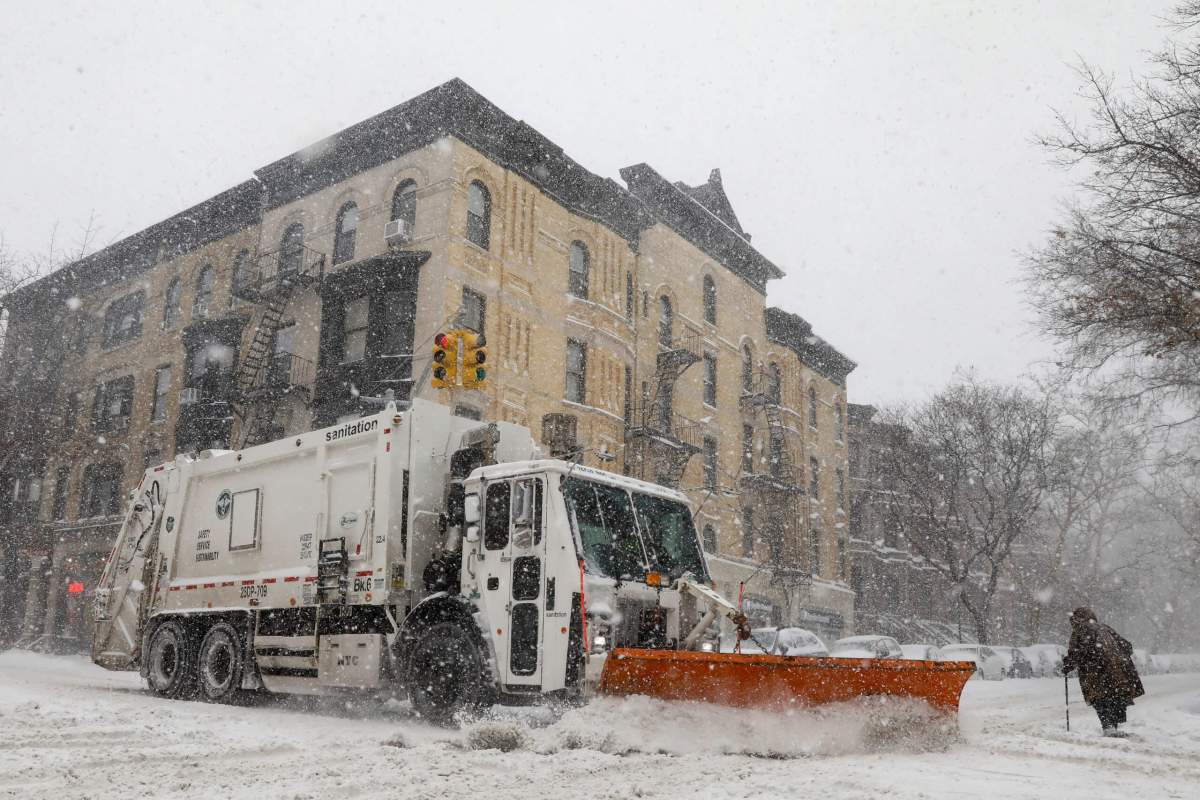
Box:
[878,376,1056,643]
[1028,7,1200,424]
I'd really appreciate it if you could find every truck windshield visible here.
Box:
[631,491,708,580]
[564,478,647,580]
[563,477,707,582]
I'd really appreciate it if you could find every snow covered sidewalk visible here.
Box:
[0,650,1197,799]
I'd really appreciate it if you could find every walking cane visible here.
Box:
[1064,673,1071,732]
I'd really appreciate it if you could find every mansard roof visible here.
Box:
[764,306,856,387]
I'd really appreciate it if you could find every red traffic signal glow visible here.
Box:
[67,581,84,595]
[434,332,449,348]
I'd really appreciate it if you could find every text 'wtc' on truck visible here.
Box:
[91,399,973,722]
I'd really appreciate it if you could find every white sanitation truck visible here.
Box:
[91,399,746,719]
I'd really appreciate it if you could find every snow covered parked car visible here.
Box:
[731,627,829,656]
[900,644,942,661]
[992,646,1034,678]
[830,635,903,659]
[937,644,1007,680]
[1020,644,1066,677]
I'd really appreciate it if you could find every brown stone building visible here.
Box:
[0,79,855,649]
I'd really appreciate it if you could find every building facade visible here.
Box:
[0,79,855,649]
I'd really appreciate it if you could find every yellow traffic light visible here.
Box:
[461,331,487,389]
[432,331,459,388]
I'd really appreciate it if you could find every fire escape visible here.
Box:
[625,330,704,488]
[740,368,807,578]
[229,244,325,448]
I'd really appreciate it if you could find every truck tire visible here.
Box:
[146,620,198,699]
[406,621,490,723]
[197,622,245,703]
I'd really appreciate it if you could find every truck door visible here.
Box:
[326,458,375,594]
[480,477,545,689]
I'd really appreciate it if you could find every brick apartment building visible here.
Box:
[0,79,856,649]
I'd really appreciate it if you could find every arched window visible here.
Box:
[466,181,491,249]
[702,524,717,553]
[703,275,717,325]
[279,223,304,275]
[741,344,754,393]
[192,265,214,319]
[163,278,182,328]
[657,295,673,348]
[230,250,252,305]
[391,180,417,230]
[767,361,782,404]
[333,202,359,264]
[568,241,590,298]
[808,385,819,428]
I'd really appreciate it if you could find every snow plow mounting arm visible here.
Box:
[677,577,751,650]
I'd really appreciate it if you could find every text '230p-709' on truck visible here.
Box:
[91,399,973,721]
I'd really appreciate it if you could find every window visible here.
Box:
[742,424,755,474]
[742,506,755,557]
[192,266,214,319]
[703,275,717,325]
[810,528,822,576]
[143,448,162,468]
[565,339,587,403]
[625,273,634,320]
[92,376,134,432]
[569,241,589,299]
[485,481,511,550]
[836,402,845,442]
[333,202,359,264]
[564,479,645,579]
[642,290,649,318]
[703,353,717,407]
[270,324,295,383]
[453,404,483,421]
[391,180,417,230]
[838,538,848,580]
[623,365,633,424]
[150,366,172,421]
[163,280,182,328]
[230,250,253,304]
[189,336,234,382]
[702,524,717,553]
[462,286,486,333]
[52,466,70,520]
[741,344,754,393]
[61,391,82,440]
[279,223,305,275]
[808,386,818,428]
[466,181,491,249]
[342,296,369,364]
[769,428,784,478]
[102,291,144,347]
[703,437,718,491]
[809,456,820,499]
[80,462,123,518]
[767,362,781,404]
[837,468,846,511]
[658,295,673,348]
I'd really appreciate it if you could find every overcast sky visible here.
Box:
[0,0,1179,406]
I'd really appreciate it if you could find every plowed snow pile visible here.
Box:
[461,694,957,758]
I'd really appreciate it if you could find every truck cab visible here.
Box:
[457,461,712,699]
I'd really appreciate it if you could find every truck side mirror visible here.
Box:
[463,494,480,524]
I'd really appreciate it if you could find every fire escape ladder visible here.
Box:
[625,330,704,488]
[740,368,805,571]
[230,246,325,448]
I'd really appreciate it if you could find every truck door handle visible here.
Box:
[487,577,499,591]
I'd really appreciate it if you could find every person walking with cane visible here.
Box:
[1061,607,1145,737]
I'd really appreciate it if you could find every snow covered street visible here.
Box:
[1,651,1197,799]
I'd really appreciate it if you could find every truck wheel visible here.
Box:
[406,621,489,723]
[146,620,198,699]
[198,622,245,703]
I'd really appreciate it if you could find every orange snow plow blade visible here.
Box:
[597,648,975,713]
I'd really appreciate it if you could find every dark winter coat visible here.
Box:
[1063,612,1145,707]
